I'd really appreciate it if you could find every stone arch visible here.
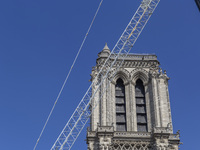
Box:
[111,68,130,85]
[131,68,149,85]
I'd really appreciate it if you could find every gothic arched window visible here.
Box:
[115,78,127,131]
[135,79,147,132]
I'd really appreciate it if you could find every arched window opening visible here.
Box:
[135,79,147,132]
[115,78,126,131]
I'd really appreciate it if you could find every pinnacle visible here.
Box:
[98,43,111,58]
[103,43,110,51]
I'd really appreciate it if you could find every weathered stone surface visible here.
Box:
[87,46,180,150]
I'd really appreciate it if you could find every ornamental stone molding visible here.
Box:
[109,141,152,150]
[96,58,159,69]
[109,68,130,85]
[158,70,170,81]
[87,46,181,150]
[130,68,149,85]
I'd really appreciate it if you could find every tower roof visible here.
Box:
[103,43,110,51]
[98,43,111,58]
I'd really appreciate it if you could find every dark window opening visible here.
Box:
[135,79,147,132]
[115,78,126,131]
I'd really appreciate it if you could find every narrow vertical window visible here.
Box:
[115,78,126,131]
[135,79,147,132]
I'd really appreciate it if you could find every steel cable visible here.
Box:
[33,0,104,149]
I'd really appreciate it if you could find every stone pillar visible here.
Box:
[151,75,161,127]
[144,82,152,132]
[111,81,116,130]
[91,77,100,131]
[130,81,137,131]
[125,82,131,131]
[165,79,173,131]
[158,77,169,127]
[157,71,172,130]
[106,79,110,126]
[101,74,107,126]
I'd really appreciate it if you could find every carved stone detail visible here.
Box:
[87,50,180,150]
[130,68,149,85]
[96,58,159,69]
[108,68,130,85]
[109,141,152,150]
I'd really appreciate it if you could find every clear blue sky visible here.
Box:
[0,0,199,149]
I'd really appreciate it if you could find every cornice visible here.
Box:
[96,58,159,69]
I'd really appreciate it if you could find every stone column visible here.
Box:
[144,82,152,132]
[91,77,100,131]
[151,75,161,127]
[106,79,111,126]
[130,81,137,131]
[165,80,173,131]
[157,74,173,131]
[111,81,116,130]
[157,77,167,127]
[125,82,131,131]
[101,74,107,126]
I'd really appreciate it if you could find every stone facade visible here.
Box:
[87,44,180,150]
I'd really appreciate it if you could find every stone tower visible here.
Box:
[87,44,180,150]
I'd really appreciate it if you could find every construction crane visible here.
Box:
[51,0,160,149]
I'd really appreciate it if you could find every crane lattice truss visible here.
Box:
[51,0,160,149]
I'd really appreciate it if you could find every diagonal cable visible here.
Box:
[51,1,160,150]
[33,1,104,149]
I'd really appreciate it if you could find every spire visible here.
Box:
[98,43,111,58]
[103,43,110,51]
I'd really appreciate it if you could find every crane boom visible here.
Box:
[51,0,160,149]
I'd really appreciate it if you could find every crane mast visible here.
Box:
[51,0,160,149]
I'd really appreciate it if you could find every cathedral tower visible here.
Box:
[87,44,180,150]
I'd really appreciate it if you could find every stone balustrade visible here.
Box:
[114,131,151,137]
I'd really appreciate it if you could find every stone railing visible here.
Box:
[114,132,151,138]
